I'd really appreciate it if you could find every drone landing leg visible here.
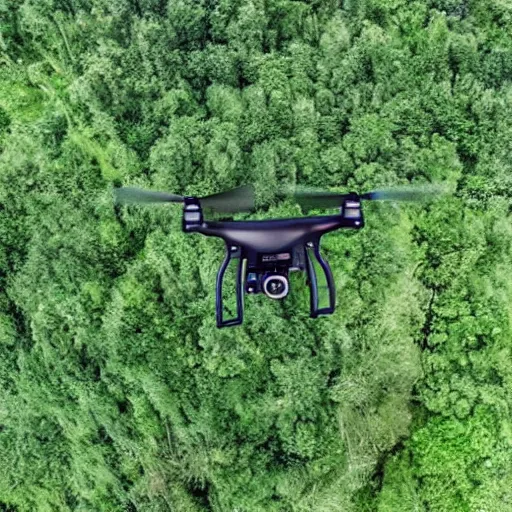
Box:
[216,245,245,328]
[305,240,336,318]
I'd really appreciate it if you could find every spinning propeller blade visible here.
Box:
[292,190,349,210]
[360,184,445,202]
[114,185,255,213]
[293,184,444,210]
[114,187,184,204]
[200,185,255,213]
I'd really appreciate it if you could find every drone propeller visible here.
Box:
[114,188,184,204]
[293,184,444,210]
[360,185,444,202]
[198,186,255,213]
[114,184,255,213]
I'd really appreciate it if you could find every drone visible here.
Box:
[115,184,436,327]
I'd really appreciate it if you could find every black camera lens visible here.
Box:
[263,275,289,299]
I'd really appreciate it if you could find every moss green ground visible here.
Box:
[1,0,512,510]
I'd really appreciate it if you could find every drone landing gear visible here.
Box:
[216,245,245,328]
[304,241,336,318]
[215,240,336,328]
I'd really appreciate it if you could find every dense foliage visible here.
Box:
[1,0,511,510]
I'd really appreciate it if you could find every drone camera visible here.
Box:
[262,274,289,300]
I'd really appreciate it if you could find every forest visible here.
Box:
[0,0,512,510]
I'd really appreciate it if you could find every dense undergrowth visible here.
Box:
[1,0,512,510]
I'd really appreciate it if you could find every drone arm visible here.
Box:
[216,244,245,328]
[305,239,336,317]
